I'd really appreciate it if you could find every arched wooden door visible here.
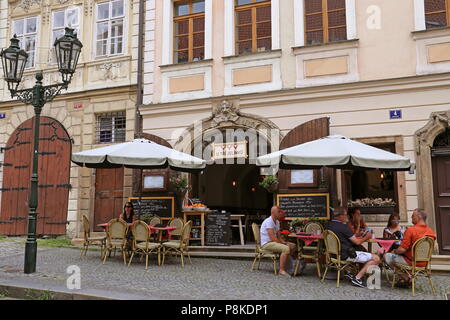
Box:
[0,117,72,235]
[278,117,330,193]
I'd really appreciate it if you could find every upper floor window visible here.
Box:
[95,0,125,57]
[425,0,450,29]
[51,7,80,63]
[305,0,347,45]
[12,16,38,68]
[173,0,205,63]
[235,0,271,55]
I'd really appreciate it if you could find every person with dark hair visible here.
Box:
[120,201,135,223]
[347,207,368,237]
[384,209,436,287]
[327,207,380,288]
[383,213,405,251]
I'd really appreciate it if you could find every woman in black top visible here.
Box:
[120,201,135,223]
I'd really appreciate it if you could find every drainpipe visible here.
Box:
[136,0,145,138]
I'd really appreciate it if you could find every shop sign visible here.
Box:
[0,113,5,119]
[73,103,83,110]
[212,141,247,160]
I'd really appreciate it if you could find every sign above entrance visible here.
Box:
[389,110,402,120]
[212,141,248,160]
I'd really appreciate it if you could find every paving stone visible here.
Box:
[0,239,449,300]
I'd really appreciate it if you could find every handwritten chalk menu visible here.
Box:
[276,193,330,220]
[205,211,231,246]
[128,197,174,218]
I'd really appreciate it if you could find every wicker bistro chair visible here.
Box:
[80,215,106,258]
[250,223,280,275]
[293,238,322,278]
[391,236,436,296]
[128,221,161,269]
[103,218,129,265]
[304,222,324,234]
[148,216,161,226]
[161,220,193,267]
[321,230,358,288]
[168,218,184,241]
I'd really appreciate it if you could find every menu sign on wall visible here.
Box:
[276,193,330,220]
[205,211,231,246]
[212,141,247,160]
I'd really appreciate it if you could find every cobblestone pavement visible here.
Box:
[0,239,449,300]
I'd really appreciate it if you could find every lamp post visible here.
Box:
[0,27,82,274]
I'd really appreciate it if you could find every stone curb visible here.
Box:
[0,279,149,300]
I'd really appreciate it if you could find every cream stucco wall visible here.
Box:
[0,0,144,238]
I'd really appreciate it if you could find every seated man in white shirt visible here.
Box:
[260,206,297,276]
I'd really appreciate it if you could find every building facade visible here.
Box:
[0,0,147,237]
[138,0,450,254]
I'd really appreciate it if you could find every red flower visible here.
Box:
[279,216,286,221]
[281,230,290,235]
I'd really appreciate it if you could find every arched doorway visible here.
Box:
[431,129,450,255]
[0,117,71,235]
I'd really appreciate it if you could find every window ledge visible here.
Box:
[412,26,450,40]
[222,49,282,65]
[292,39,359,55]
[159,59,214,73]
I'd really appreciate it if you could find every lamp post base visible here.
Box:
[24,240,37,274]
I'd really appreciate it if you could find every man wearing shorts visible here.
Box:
[260,206,297,277]
[327,207,380,288]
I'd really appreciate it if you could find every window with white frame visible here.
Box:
[96,112,126,144]
[95,0,125,57]
[51,7,80,63]
[12,16,38,68]
[424,0,450,29]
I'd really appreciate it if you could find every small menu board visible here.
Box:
[276,193,330,220]
[128,197,174,218]
[205,211,231,246]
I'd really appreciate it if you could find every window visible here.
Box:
[425,0,450,29]
[304,0,347,45]
[51,7,80,63]
[96,112,126,144]
[95,0,125,57]
[173,0,205,63]
[12,16,38,68]
[235,0,271,55]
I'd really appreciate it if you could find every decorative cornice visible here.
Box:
[10,0,42,12]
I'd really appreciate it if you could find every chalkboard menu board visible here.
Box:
[128,197,174,218]
[205,211,231,246]
[276,193,330,220]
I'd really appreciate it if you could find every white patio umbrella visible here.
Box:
[256,135,412,170]
[72,138,206,172]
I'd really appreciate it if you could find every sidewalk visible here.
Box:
[0,239,449,300]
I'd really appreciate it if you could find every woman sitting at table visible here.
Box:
[383,213,406,252]
[347,207,368,237]
[347,207,369,252]
[120,202,136,223]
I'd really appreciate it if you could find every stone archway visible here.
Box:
[414,110,450,238]
[174,100,283,156]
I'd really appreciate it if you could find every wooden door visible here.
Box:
[432,154,450,255]
[0,117,71,235]
[94,168,124,231]
[278,118,330,193]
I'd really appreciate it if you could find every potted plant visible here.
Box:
[139,213,153,225]
[347,198,396,214]
[290,219,307,233]
[259,175,279,193]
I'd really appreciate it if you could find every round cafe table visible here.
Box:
[289,233,324,278]
[149,226,177,266]
[368,238,397,254]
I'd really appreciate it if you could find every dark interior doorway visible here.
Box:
[191,164,271,215]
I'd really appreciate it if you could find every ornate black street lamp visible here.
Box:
[0,27,82,274]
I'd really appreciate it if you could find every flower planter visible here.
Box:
[265,183,279,193]
[357,206,395,214]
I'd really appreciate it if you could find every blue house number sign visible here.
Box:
[390,110,402,120]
